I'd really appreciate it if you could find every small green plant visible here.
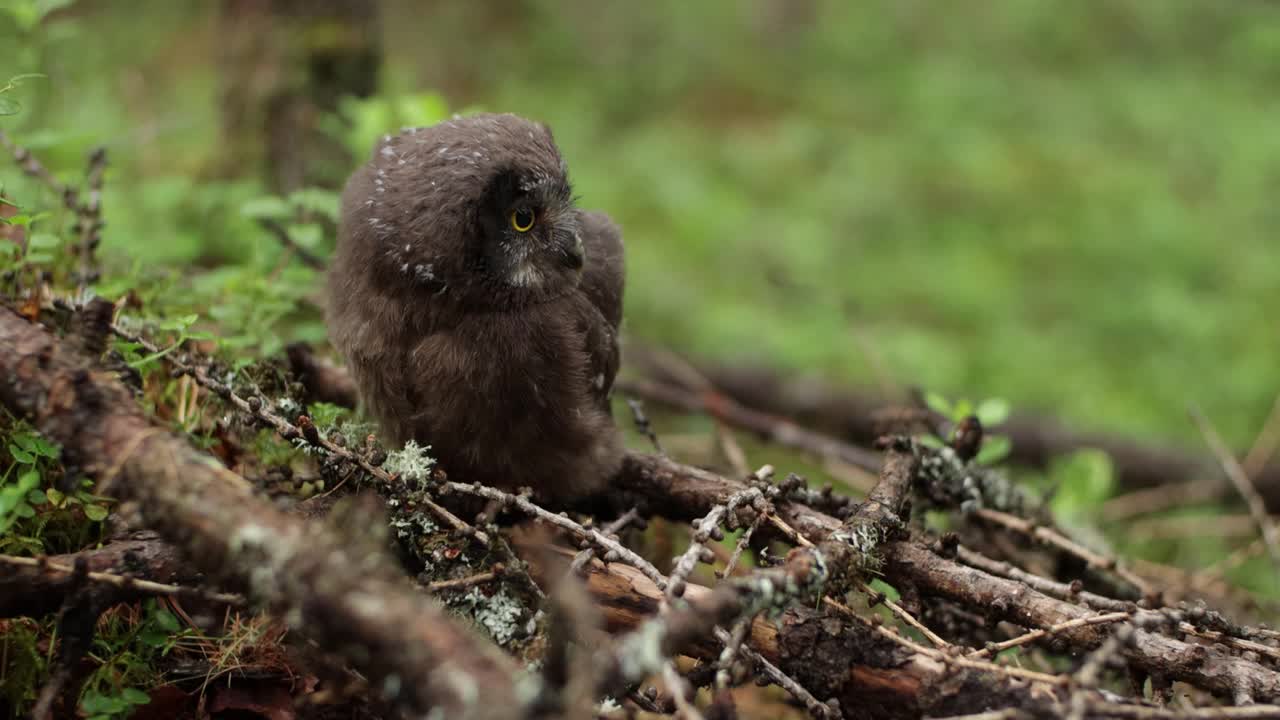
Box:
[79,688,150,720]
[2,424,113,554]
[113,313,204,370]
[921,392,1013,465]
[0,207,59,275]
[79,600,192,719]
[0,74,46,116]
[1,428,59,534]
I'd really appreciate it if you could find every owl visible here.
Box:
[326,113,625,501]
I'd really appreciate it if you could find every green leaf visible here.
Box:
[1048,449,1116,516]
[127,343,180,369]
[975,398,1011,427]
[45,487,64,506]
[288,187,340,220]
[32,436,59,458]
[26,232,60,249]
[975,435,1013,465]
[82,504,109,521]
[922,391,952,417]
[158,313,199,332]
[139,629,170,648]
[151,607,180,632]
[240,196,292,220]
[81,691,127,714]
[288,222,323,249]
[26,488,47,505]
[0,95,19,116]
[120,688,151,705]
[13,502,34,518]
[8,444,34,464]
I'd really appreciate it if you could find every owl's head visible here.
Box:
[341,113,586,311]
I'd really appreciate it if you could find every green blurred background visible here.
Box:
[2,0,1278,581]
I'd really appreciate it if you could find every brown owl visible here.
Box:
[326,113,625,501]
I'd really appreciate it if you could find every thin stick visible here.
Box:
[972,507,1153,598]
[0,553,243,605]
[968,611,1131,659]
[1244,393,1280,480]
[424,569,500,593]
[1190,405,1280,571]
[861,581,949,648]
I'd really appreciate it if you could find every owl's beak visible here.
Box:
[563,232,585,272]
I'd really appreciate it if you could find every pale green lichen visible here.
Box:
[451,588,526,646]
[384,439,435,483]
[616,616,668,681]
[275,396,301,417]
[390,513,439,540]
[336,418,376,447]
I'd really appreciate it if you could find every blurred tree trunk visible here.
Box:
[216,0,382,192]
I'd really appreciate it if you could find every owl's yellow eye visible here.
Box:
[510,207,536,233]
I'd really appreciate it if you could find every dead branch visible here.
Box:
[629,351,1280,510]
[521,541,1060,720]
[617,376,881,475]
[0,305,528,720]
[616,449,1280,707]
[0,532,213,617]
[883,541,1280,703]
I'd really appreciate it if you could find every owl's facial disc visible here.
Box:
[479,168,582,297]
[502,205,582,289]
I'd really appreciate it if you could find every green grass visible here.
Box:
[2,5,1280,708]
[2,0,1277,445]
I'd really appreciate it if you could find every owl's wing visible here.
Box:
[576,211,625,411]
[577,211,625,330]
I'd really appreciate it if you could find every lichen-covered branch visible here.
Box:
[0,305,528,720]
[882,541,1280,703]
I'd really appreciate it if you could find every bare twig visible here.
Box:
[0,129,70,197]
[259,217,326,271]
[618,376,881,474]
[1066,623,1135,720]
[663,662,706,720]
[1244,393,1280,480]
[626,397,666,455]
[445,480,666,589]
[968,611,1131,659]
[1191,405,1280,571]
[0,553,244,606]
[74,147,106,289]
[971,507,1154,599]
[424,568,501,593]
[861,581,950,648]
